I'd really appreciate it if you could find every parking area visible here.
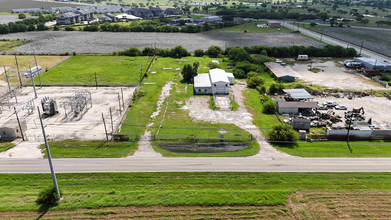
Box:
[290,59,388,91]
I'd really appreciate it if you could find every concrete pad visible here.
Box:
[214,96,231,109]
[0,141,42,159]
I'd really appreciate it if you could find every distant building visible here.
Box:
[354,57,391,71]
[194,68,234,95]
[127,8,153,18]
[98,14,113,23]
[165,8,182,16]
[171,18,193,24]
[27,8,41,14]
[56,12,80,25]
[277,102,318,114]
[0,119,27,141]
[292,118,311,130]
[149,7,164,17]
[201,16,220,23]
[267,21,281,28]
[265,62,302,82]
[11,9,28,14]
[75,9,94,21]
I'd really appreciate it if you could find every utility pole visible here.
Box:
[14,107,25,141]
[94,72,98,89]
[4,65,12,95]
[102,113,109,142]
[118,93,122,115]
[110,107,114,133]
[359,41,364,56]
[37,107,60,198]
[121,88,125,110]
[346,118,352,143]
[29,65,38,99]
[33,50,42,88]
[14,55,23,87]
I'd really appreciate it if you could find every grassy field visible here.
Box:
[0,55,68,86]
[210,21,292,33]
[0,40,28,53]
[34,55,151,86]
[1,172,391,213]
[0,142,14,153]
[39,141,138,158]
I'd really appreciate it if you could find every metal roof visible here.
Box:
[354,57,391,67]
[194,74,211,88]
[278,102,318,108]
[283,89,313,99]
[265,62,301,79]
[209,68,230,84]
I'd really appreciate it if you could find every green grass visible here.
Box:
[210,21,292,33]
[121,56,232,136]
[273,140,391,157]
[208,95,220,110]
[2,172,391,211]
[230,98,240,111]
[0,40,28,53]
[39,141,138,158]
[34,56,151,86]
[0,142,14,153]
[152,141,260,157]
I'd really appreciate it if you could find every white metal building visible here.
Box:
[277,101,318,114]
[0,119,27,141]
[193,68,234,95]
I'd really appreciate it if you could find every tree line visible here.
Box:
[0,14,55,34]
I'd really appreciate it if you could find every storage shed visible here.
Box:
[194,74,212,94]
[292,118,311,130]
[201,16,220,23]
[0,119,27,141]
[210,71,230,94]
[267,21,281,28]
[277,102,318,114]
[283,89,313,100]
[354,57,391,71]
[265,62,301,82]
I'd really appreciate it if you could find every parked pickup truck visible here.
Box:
[322,101,337,107]
[335,105,347,110]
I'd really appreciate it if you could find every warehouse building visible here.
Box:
[277,101,318,114]
[201,16,221,23]
[283,89,313,101]
[267,21,281,28]
[354,57,391,71]
[194,69,234,95]
[265,62,301,82]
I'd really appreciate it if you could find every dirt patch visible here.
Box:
[158,142,251,153]
[291,59,388,91]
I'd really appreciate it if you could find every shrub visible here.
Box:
[65,26,75,31]
[246,76,264,89]
[207,62,220,69]
[27,24,36,31]
[18,14,26,19]
[118,47,141,56]
[194,49,204,57]
[263,100,276,113]
[53,25,59,31]
[268,124,299,142]
[72,51,77,56]
[170,46,189,57]
[181,64,197,82]
[206,45,224,58]
[36,23,48,31]
[233,68,246,79]
[36,186,62,206]
[256,85,267,94]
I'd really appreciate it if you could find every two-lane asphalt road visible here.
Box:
[282,21,391,63]
[2,157,391,173]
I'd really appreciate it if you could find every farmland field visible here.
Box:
[0,0,84,13]
[311,27,391,57]
[210,21,292,33]
[34,55,151,86]
[1,172,391,219]
[0,31,325,54]
[0,40,28,53]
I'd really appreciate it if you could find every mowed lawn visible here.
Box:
[1,172,391,212]
[0,142,14,153]
[35,56,151,86]
[210,21,292,33]
[39,141,138,158]
[0,40,28,53]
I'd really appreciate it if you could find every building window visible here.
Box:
[2,131,5,135]
[214,84,216,87]
[205,89,207,92]
[226,84,228,87]
[198,89,201,92]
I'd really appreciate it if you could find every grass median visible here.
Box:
[39,140,138,158]
[0,142,14,153]
[1,172,391,212]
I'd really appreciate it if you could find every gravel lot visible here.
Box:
[0,0,83,13]
[312,27,391,57]
[0,31,324,54]
[290,59,388,91]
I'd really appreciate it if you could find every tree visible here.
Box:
[53,25,59,31]
[246,75,264,89]
[170,46,189,57]
[181,64,197,82]
[206,45,223,58]
[193,61,200,72]
[228,47,252,63]
[360,19,369,26]
[36,23,46,31]
[263,100,276,113]
[194,49,204,57]
[27,24,36,31]
[0,24,9,34]
[233,68,245,79]
[18,14,26,19]
[310,22,317,27]
[268,124,299,142]
[36,186,62,206]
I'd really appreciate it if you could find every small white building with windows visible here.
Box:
[193,68,234,95]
